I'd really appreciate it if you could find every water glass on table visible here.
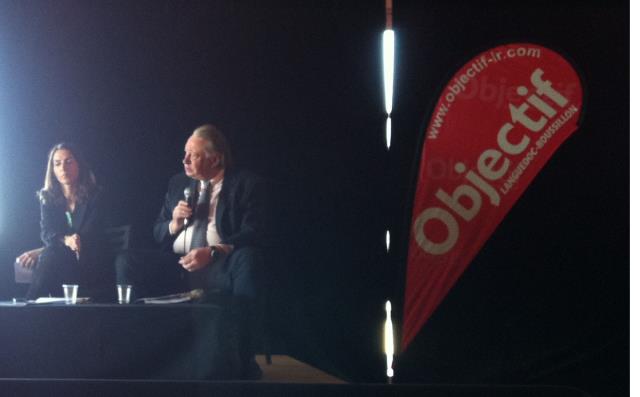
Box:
[62,284,78,304]
[117,284,132,304]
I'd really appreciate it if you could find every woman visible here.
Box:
[23,143,110,300]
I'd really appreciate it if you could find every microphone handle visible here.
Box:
[183,191,192,227]
[183,199,190,226]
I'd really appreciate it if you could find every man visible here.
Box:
[153,125,265,300]
[118,124,265,379]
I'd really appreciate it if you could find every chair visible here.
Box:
[14,225,131,284]
[105,225,131,253]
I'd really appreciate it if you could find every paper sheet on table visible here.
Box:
[31,297,91,304]
[138,289,203,304]
[0,300,27,307]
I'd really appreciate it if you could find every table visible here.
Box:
[0,303,242,380]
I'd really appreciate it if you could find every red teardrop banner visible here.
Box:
[402,43,583,349]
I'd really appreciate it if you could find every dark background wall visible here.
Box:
[0,1,628,396]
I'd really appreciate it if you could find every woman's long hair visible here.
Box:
[38,143,97,206]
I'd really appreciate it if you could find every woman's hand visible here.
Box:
[63,234,82,255]
[16,248,43,269]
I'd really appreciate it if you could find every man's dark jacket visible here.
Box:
[153,169,265,251]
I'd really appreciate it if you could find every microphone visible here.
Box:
[183,187,192,226]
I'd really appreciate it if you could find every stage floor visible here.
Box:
[256,355,344,384]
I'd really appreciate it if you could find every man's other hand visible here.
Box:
[178,247,212,272]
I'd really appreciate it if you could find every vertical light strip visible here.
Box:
[382,2,395,383]
[385,116,392,149]
[383,29,395,116]
[383,0,394,151]
[384,300,395,382]
[386,229,390,252]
